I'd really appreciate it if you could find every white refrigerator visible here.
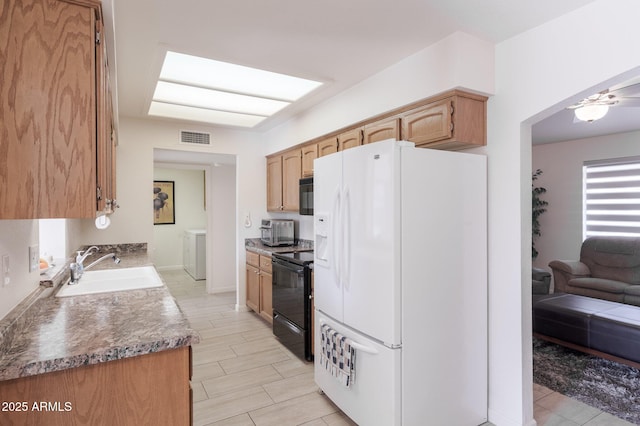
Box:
[313,140,487,426]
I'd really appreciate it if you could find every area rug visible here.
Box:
[533,337,640,424]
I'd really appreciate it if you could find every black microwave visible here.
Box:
[299,177,313,216]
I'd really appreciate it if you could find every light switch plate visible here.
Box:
[29,245,39,272]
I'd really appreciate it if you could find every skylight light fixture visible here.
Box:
[149,51,323,127]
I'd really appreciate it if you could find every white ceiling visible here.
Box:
[108,0,640,143]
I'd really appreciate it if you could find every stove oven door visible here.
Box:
[272,257,311,360]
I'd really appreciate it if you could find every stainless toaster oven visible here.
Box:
[260,219,295,246]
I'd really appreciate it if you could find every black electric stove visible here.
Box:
[272,251,314,266]
[271,251,314,361]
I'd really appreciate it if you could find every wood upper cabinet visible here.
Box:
[338,128,363,151]
[266,155,283,211]
[96,19,117,214]
[363,118,401,144]
[0,0,115,219]
[318,137,338,157]
[266,149,301,212]
[282,149,302,211]
[401,93,486,150]
[301,144,318,177]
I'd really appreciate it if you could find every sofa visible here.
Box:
[549,236,640,307]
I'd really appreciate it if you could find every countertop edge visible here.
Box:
[0,334,199,382]
[245,238,313,256]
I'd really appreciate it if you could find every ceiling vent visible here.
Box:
[180,130,211,146]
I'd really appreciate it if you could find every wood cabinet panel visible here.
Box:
[282,149,301,212]
[267,149,301,212]
[301,144,318,177]
[0,0,98,219]
[401,100,452,146]
[318,137,338,157]
[259,271,273,322]
[246,252,274,324]
[96,18,117,214]
[259,255,272,273]
[401,94,486,150]
[338,128,363,151]
[266,155,283,211]
[246,251,260,268]
[246,263,260,312]
[0,347,191,426]
[363,118,400,144]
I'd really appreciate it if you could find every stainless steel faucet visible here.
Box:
[69,246,121,284]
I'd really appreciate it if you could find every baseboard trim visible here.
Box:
[155,265,183,272]
[488,408,537,426]
[207,285,236,294]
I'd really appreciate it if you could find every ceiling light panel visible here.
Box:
[149,102,267,127]
[159,51,323,101]
[153,81,290,116]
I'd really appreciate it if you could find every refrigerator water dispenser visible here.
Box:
[315,214,328,264]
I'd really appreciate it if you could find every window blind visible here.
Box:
[584,156,640,238]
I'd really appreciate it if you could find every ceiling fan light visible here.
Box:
[575,104,609,122]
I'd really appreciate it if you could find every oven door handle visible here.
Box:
[272,258,305,274]
[274,314,304,336]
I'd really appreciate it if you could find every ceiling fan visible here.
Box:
[567,81,640,122]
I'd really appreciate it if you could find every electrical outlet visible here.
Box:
[29,245,39,273]
[2,255,9,287]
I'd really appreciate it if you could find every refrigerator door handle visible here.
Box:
[331,185,341,288]
[319,319,379,355]
[348,339,379,355]
[343,185,351,290]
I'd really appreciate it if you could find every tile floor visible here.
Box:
[162,269,634,426]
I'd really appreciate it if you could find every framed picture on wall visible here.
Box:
[153,180,175,225]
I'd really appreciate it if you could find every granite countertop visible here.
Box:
[0,244,199,382]
[245,238,313,256]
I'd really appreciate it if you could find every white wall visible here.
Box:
[532,130,640,280]
[39,219,67,260]
[0,221,39,319]
[153,167,207,269]
[209,164,236,292]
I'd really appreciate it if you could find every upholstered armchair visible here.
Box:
[532,267,551,295]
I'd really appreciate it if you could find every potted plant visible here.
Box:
[532,169,548,260]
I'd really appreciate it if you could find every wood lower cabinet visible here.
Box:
[246,251,273,324]
[0,0,116,219]
[259,270,273,322]
[246,263,260,312]
[0,347,192,426]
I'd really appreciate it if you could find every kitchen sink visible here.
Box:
[56,266,164,298]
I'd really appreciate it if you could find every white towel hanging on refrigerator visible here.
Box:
[320,323,356,388]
